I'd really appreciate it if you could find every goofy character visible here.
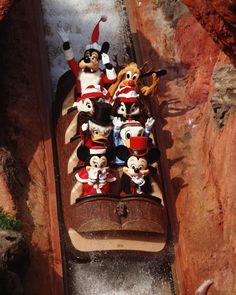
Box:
[58,16,117,97]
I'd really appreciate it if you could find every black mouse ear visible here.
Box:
[77,145,90,162]
[115,145,130,161]
[146,148,161,164]
[105,147,116,162]
[101,42,110,54]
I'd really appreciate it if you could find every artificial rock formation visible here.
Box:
[129,0,236,294]
[0,229,29,295]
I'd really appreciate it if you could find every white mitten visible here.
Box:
[99,169,108,182]
[145,117,155,132]
[131,176,145,186]
[112,117,123,131]
[57,28,70,43]
[88,169,98,182]
[81,123,89,132]
[101,52,110,65]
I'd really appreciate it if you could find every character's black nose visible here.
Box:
[84,56,90,63]
[134,168,140,173]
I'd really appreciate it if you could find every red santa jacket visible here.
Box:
[75,167,116,196]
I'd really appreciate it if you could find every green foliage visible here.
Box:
[0,208,21,231]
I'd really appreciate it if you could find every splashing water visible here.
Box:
[41,1,174,294]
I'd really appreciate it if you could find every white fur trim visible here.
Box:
[90,147,106,155]
[105,68,117,80]
[85,42,101,52]
[79,70,101,94]
[64,48,74,61]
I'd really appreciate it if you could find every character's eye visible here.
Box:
[94,163,98,168]
[126,71,132,80]
[130,104,139,113]
[132,74,137,80]
[92,130,99,136]
[86,103,92,108]
[131,165,136,170]
[125,131,131,139]
[100,162,106,168]
[98,97,103,102]
[138,130,143,136]
[120,107,125,112]
[104,130,111,136]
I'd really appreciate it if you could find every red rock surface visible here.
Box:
[0,1,63,294]
[182,0,236,66]
[129,0,236,294]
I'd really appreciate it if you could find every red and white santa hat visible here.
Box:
[85,16,107,52]
[121,118,142,130]
[76,85,111,103]
[90,146,106,155]
[114,86,139,103]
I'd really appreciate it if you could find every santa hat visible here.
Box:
[90,146,106,155]
[85,16,107,52]
[115,86,139,103]
[129,136,148,157]
[121,118,142,130]
[76,85,111,102]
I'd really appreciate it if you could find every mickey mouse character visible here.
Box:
[111,85,149,123]
[81,101,113,148]
[57,16,117,97]
[112,117,155,165]
[75,146,116,196]
[116,136,160,195]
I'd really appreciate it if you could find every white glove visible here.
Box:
[81,123,89,132]
[131,176,145,186]
[145,117,155,131]
[112,117,123,131]
[57,28,70,43]
[99,169,108,181]
[101,52,110,65]
[88,169,98,181]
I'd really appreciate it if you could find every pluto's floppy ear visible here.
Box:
[105,146,116,162]
[146,148,161,164]
[115,145,130,162]
[77,146,90,162]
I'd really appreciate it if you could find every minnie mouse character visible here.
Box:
[115,136,160,195]
[58,16,117,97]
[75,146,116,196]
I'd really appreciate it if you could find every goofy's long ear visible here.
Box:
[101,42,110,54]
[146,148,161,164]
[115,145,130,162]
[106,146,116,162]
[77,146,90,162]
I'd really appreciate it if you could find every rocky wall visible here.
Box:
[128,0,236,294]
[0,0,63,294]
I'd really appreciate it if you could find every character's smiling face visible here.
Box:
[79,50,100,72]
[89,121,113,144]
[89,155,107,171]
[117,102,140,118]
[125,156,148,177]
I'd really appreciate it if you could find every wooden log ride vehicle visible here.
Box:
[55,74,167,259]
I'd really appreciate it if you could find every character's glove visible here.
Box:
[88,169,98,182]
[101,53,110,65]
[57,28,70,43]
[81,123,89,132]
[99,169,108,182]
[131,176,145,186]
[112,117,123,131]
[145,117,155,132]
